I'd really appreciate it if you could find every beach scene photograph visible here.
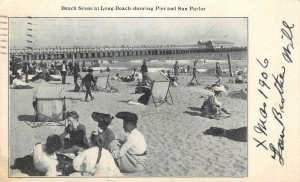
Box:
[9,17,248,177]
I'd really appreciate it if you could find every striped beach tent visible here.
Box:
[146,72,173,107]
[32,86,66,128]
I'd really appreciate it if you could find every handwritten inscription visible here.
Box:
[254,21,294,166]
[281,21,294,63]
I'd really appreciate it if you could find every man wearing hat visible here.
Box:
[83,68,96,102]
[112,112,147,173]
[91,112,116,152]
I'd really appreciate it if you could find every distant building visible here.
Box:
[197,40,234,49]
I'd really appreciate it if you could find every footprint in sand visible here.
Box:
[213,152,220,156]
[170,156,178,162]
[164,159,169,166]
[215,168,225,174]
[163,167,169,172]
[219,164,225,169]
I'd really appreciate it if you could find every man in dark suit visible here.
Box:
[83,68,96,102]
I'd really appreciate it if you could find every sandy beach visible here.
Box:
[9,52,247,177]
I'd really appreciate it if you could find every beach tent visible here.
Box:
[146,72,173,107]
[78,72,110,92]
[94,74,110,91]
[31,86,66,128]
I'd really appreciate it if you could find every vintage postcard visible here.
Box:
[0,0,299,182]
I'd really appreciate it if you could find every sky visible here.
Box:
[9,18,247,49]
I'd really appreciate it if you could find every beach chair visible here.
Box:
[94,74,110,91]
[78,72,110,92]
[32,86,66,128]
[147,72,173,107]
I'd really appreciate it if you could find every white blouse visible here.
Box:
[73,147,123,177]
[33,143,58,176]
[119,129,147,156]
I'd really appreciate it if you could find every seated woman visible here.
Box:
[91,112,116,152]
[120,69,137,82]
[60,111,89,154]
[200,95,231,118]
[10,74,33,89]
[32,69,61,82]
[121,75,134,82]
[111,73,121,81]
[126,86,151,106]
[71,133,123,176]
[111,112,147,173]
[235,72,247,84]
[33,134,63,176]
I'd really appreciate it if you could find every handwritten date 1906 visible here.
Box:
[254,20,294,166]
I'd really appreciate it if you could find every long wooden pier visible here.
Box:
[10,44,246,61]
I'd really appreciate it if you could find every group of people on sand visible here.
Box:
[32,111,147,176]
[111,59,149,86]
[172,60,214,86]
[173,59,247,87]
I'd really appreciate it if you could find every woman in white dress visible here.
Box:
[33,134,63,176]
[71,132,123,177]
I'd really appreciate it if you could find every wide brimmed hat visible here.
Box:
[92,112,113,125]
[115,112,138,124]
